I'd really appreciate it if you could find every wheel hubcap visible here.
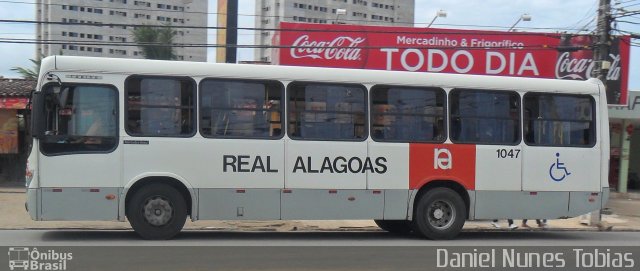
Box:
[143,196,173,226]
[433,209,444,220]
[427,200,455,229]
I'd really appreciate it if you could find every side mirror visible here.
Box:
[30,92,44,139]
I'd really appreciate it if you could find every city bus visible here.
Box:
[26,56,610,240]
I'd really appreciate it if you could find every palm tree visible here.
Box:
[132,24,177,60]
[11,57,42,80]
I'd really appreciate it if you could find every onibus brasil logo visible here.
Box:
[7,247,72,270]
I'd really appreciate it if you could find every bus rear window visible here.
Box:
[524,93,595,147]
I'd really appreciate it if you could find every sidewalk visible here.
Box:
[1,186,639,232]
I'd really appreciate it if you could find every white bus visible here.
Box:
[26,56,609,240]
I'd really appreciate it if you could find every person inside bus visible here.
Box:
[230,98,255,135]
[491,219,518,230]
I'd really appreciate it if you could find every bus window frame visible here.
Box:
[198,77,286,140]
[287,81,369,142]
[38,82,120,156]
[449,88,522,146]
[124,75,198,138]
[523,92,597,148]
[369,84,447,144]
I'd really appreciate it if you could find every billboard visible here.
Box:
[0,97,28,109]
[0,110,18,154]
[275,22,630,105]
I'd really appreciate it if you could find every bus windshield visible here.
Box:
[39,85,118,155]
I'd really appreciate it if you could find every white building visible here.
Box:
[36,0,207,61]
[255,0,415,63]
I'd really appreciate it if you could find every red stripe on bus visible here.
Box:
[408,143,476,190]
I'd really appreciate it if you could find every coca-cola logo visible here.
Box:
[290,35,365,61]
[555,52,594,80]
[555,52,622,81]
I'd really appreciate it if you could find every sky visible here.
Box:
[0,0,638,90]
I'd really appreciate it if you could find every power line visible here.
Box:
[617,19,640,24]
[565,0,599,31]
[614,9,640,17]
[614,28,640,37]
[613,0,640,5]
[614,2,640,9]
[0,19,592,37]
[0,0,609,32]
[0,37,586,51]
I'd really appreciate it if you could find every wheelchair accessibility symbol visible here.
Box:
[549,153,571,182]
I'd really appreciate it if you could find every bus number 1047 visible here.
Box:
[496,149,520,158]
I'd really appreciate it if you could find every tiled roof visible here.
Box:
[0,78,36,97]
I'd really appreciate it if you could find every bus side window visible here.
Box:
[370,86,446,143]
[450,89,520,145]
[199,79,283,139]
[125,76,196,137]
[287,82,366,141]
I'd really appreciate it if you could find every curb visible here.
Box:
[610,192,640,200]
[0,190,26,194]
[0,227,638,232]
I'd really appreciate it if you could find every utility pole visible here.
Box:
[588,0,613,229]
[225,0,238,63]
[216,0,238,63]
[592,0,612,82]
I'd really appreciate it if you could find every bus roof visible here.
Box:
[41,55,602,95]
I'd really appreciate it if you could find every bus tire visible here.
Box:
[412,187,466,240]
[126,183,187,240]
[374,220,413,235]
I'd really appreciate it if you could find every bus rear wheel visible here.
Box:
[127,183,187,240]
[412,187,466,240]
[374,220,413,235]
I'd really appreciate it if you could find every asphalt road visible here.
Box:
[0,229,638,246]
[1,230,639,271]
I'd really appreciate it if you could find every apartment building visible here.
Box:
[36,0,207,61]
[255,0,415,62]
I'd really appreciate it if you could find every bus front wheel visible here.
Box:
[412,187,466,240]
[126,183,187,240]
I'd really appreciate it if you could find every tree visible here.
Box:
[11,57,41,80]
[132,24,177,60]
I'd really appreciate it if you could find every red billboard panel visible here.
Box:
[275,22,630,105]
